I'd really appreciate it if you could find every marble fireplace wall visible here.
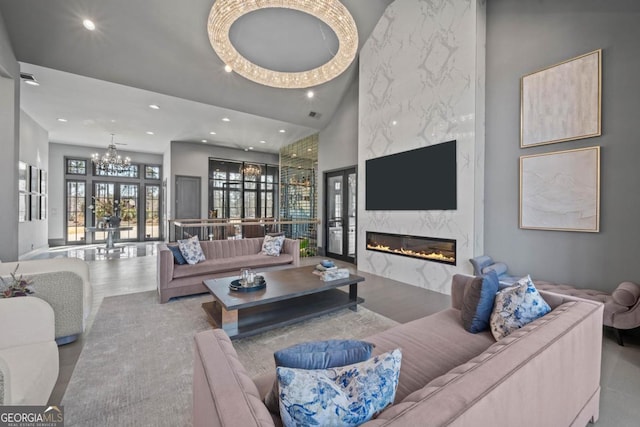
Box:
[358,0,486,294]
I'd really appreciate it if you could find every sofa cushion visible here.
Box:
[277,349,402,427]
[490,275,551,340]
[167,245,187,265]
[261,234,285,256]
[172,254,294,280]
[265,340,375,413]
[366,308,494,402]
[461,271,499,333]
[177,236,205,265]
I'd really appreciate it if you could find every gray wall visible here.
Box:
[317,75,359,249]
[169,141,279,220]
[48,143,163,242]
[485,0,640,291]
[0,10,19,261]
[19,111,49,255]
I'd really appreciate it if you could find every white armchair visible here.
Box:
[0,258,92,345]
[0,297,59,405]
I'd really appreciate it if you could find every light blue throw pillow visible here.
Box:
[277,349,402,427]
[490,275,551,340]
[177,235,205,265]
[274,339,375,369]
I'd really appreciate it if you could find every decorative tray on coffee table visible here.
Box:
[229,276,266,292]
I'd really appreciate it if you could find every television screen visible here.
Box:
[365,140,457,210]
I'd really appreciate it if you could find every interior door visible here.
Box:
[175,175,201,219]
[324,167,356,263]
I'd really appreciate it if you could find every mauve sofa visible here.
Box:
[192,274,603,427]
[157,237,300,303]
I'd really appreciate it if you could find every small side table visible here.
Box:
[85,226,134,252]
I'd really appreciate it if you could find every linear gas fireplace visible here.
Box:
[366,231,456,266]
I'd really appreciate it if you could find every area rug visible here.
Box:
[61,290,398,427]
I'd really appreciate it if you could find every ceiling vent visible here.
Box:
[20,72,39,86]
[308,111,322,119]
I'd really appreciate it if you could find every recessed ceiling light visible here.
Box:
[209,131,217,135]
[20,73,39,86]
[391,120,398,126]
[82,19,96,31]
[149,104,160,110]
[307,148,312,152]
[248,146,254,150]
[292,153,297,157]
[57,118,68,122]
[201,139,208,143]
[222,117,230,122]
[306,90,314,99]
[279,129,286,133]
[259,140,266,144]
[224,64,232,73]
[146,131,154,135]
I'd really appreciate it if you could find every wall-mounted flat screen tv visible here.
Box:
[365,140,457,210]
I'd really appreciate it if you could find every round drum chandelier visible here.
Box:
[207,0,359,89]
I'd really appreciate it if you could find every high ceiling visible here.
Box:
[0,0,393,154]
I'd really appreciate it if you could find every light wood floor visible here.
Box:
[43,248,640,426]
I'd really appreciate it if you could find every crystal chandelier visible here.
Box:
[240,163,262,178]
[91,134,131,173]
[207,0,358,89]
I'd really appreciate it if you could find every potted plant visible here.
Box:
[0,265,34,298]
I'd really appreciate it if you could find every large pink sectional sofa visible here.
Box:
[192,274,603,427]
[157,237,300,303]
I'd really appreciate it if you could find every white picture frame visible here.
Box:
[521,50,601,148]
[520,146,600,232]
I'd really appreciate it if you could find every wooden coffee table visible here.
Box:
[202,266,365,339]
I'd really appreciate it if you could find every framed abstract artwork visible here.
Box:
[521,49,601,148]
[520,146,600,232]
[40,170,47,195]
[18,193,28,222]
[30,194,39,221]
[18,161,28,192]
[30,165,39,193]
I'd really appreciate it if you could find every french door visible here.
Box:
[92,182,139,242]
[324,167,357,263]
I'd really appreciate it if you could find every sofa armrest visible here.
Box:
[611,281,640,307]
[0,258,92,327]
[157,243,175,293]
[282,239,300,266]
[193,330,274,427]
[0,298,55,350]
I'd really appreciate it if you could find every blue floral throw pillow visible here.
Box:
[265,340,375,413]
[261,234,285,256]
[277,349,402,427]
[490,275,551,340]
[177,235,205,265]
